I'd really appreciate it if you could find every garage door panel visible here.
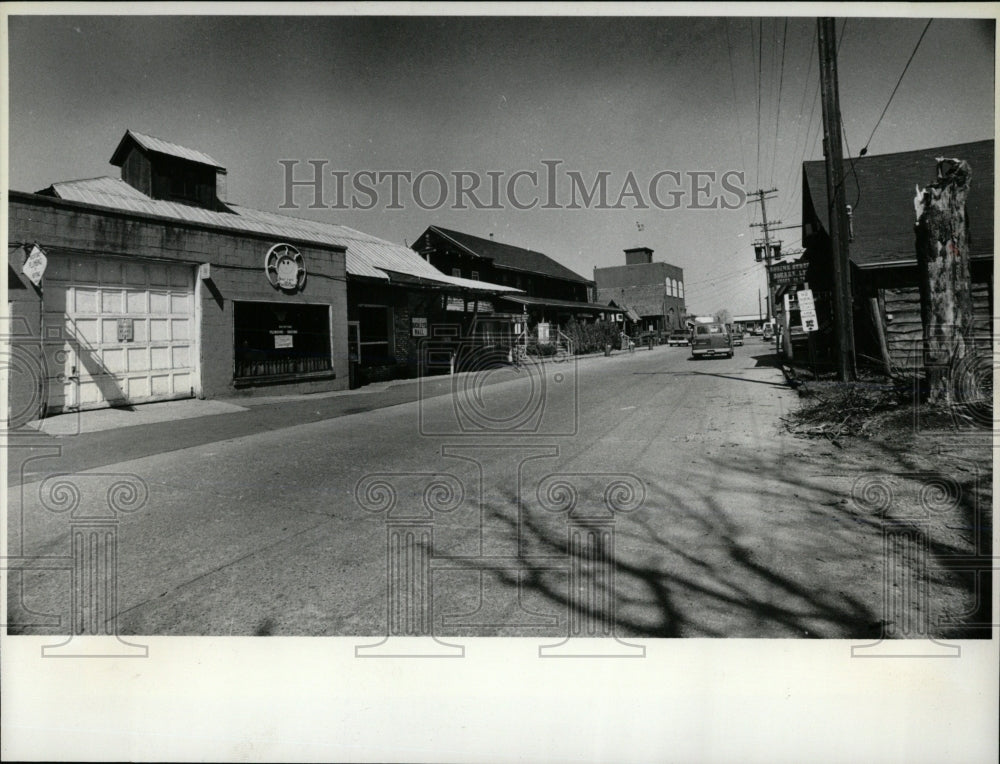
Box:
[42,255,196,412]
[150,347,171,369]
[102,348,126,374]
[127,347,149,372]
[171,293,192,313]
[125,263,146,284]
[72,318,100,345]
[101,319,120,343]
[75,289,100,314]
[150,292,171,314]
[150,319,170,341]
[127,377,151,399]
[127,290,148,313]
[100,260,124,283]
[102,289,124,313]
[73,260,99,282]
[148,265,168,285]
[150,375,170,396]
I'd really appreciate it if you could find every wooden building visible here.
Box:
[800,139,993,372]
[412,226,620,348]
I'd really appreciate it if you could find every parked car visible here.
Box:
[689,322,733,359]
[731,329,744,346]
[667,330,689,346]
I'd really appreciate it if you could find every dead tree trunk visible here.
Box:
[913,157,974,404]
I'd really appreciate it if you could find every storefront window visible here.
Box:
[234,302,332,379]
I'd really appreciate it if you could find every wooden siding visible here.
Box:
[880,279,992,371]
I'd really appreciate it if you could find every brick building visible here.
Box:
[7,130,514,422]
[593,247,686,333]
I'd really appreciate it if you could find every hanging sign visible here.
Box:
[768,261,809,286]
[21,244,48,287]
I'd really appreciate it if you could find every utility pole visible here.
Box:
[817,17,856,381]
[748,187,780,352]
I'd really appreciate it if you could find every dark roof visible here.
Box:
[802,140,993,268]
[424,226,591,284]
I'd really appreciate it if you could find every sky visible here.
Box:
[5,9,995,316]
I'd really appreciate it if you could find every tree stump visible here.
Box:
[913,158,974,404]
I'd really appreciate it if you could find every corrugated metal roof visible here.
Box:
[118,130,226,170]
[43,176,520,293]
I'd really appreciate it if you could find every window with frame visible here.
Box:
[452,267,462,278]
[234,302,332,379]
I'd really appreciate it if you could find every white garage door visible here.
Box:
[42,255,196,412]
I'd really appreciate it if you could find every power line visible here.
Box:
[860,19,933,155]
[724,18,754,229]
[770,17,789,190]
[754,18,763,189]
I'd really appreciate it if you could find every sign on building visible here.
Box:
[768,261,809,286]
[412,317,428,337]
[797,288,819,332]
[21,244,48,287]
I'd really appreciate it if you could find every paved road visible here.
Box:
[7,341,894,638]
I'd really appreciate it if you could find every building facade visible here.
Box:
[800,139,993,371]
[593,247,686,333]
[412,226,621,343]
[7,130,515,422]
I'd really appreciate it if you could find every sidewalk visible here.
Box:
[6,346,654,484]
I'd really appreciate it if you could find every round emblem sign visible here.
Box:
[265,243,306,291]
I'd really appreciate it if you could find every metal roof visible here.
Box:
[111,130,226,170]
[41,177,519,294]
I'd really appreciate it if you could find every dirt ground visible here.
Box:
[783,373,994,639]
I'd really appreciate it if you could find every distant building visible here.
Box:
[593,247,685,332]
[412,226,622,341]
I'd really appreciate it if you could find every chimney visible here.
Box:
[489,233,494,240]
[624,247,653,265]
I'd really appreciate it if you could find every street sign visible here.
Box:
[797,288,819,332]
[768,260,809,286]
